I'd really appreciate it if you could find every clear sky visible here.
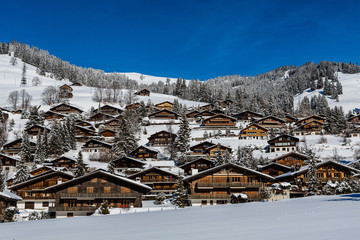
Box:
[2,0,360,80]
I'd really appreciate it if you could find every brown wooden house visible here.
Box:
[189,141,216,155]
[179,158,215,176]
[8,170,74,210]
[259,162,291,177]
[99,129,116,140]
[92,105,123,116]
[296,115,326,126]
[71,82,82,86]
[45,169,151,217]
[128,167,179,198]
[125,102,140,111]
[2,138,37,156]
[29,166,54,176]
[201,114,237,127]
[75,126,97,140]
[75,119,93,128]
[0,154,19,173]
[267,135,299,153]
[135,89,150,96]
[88,112,114,122]
[254,116,286,128]
[347,114,360,124]
[24,125,50,138]
[113,156,146,173]
[194,110,216,118]
[129,146,159,160]
[205,144,232,158]
[81,139,113,153]
[271,152,309,168]
[0,191,22,222]
[50,103,83,115]
[183,163,274,205]
[285,115,298,124]
[102,119,121,130]
[220,99,233,108]
[200,104,215,111]
[43,111,66,120]
[52,156,77,169]
[147,130,177,146]
[148,109,179,119]
[59,84,73,92]
[155,101,174,110]
[232,111,263,122]
[293,120,324,136]
[239,123,268,140]
[59,84,73,99]
[350,126,360,137]
[186,110,200,119]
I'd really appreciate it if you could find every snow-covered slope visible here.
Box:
[120,72,180,85]
[294,72,360,112]
[1,194,360,240]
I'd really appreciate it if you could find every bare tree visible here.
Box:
[41,86,60,105]
[8,91,19,110]
[125,88,138,105]
[9,57,17,66]
[110,81,121,103]
[93,87,104,103]
[20,90,32,110]
[104,88,112,103]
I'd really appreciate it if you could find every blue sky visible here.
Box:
[2,0,360,80]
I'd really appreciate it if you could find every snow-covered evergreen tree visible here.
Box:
[177,113,191,154]
[107,160,115,174]
[113,118,138,156]
[0,166,5,191]
[13,162,29,184]
[307,150,320,196]
[173,176,187,208]
[97,201,110,215]
[21,63,27,86]
[25,106,44,129]
[74,151,86,177]
[20,133,32,162]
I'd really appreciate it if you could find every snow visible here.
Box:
[1,194,360,239]
[119,72,180,85]
[0,190,23,201]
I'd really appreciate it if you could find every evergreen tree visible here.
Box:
[107,160,115,174]
[173,176,187,208]
[20,133,32,162]
[13,162,29,184]
[21,63,27,86]
[336,82,343,95]
[97,201,110,215]
[113,118,138,156]
[307,150,320,196]
[214,144,224,166]
[0,166,5,191]
[25,106,44,129]
[74,151,86,177]
[42,128,49,158]
[310,79,316,91]
[33,130,44,164]
[3,206,18,222]
[177,113,191,154]
[317,77,324,89]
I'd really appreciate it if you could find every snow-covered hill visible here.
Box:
[119,72,181,85]
[294,72,360,113]
[1,194,359,240]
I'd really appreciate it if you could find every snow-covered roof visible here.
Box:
[0,190,22,201]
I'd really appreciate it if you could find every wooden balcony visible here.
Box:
[197,182,263,189]
[49,206,97,212]
[59,193,137,199]
[140,179,177,183]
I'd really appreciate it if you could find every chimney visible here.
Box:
[57,178,63,185]
[191,168,198,175]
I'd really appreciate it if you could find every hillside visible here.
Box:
[119,72,180,85]
[1,194,359,240]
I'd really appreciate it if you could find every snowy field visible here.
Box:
[1,194,360,240]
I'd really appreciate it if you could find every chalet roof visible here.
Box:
[0,190,22,201]
[43,110,66,117]
[51,156,77,163]
[9,170,74,190]
[24,124,50,132]
[270,152,309,162]
[259,162,292,171]
[155,101,174,106]
[232,110,264,117]
[255,115,285,123]
[179,158,214,169]
[2,138,37,148]
[297,115,326,123]
[148,109,180,117]
[89,112,114,119]
[59,84,73,91]
[125,102,140,109]
[129,145,159,155]
[275,160,360,179]
[45,169,152,192]
[183,163,274,182]
[186,110,199,115]
[29,166,54,175]
[100,129,117,134]
[113,156,147,166]
[268,134,299,144]
[194,110,216,118]
[240,123,269,133]
[148,130,177,139]
[205,144,232,151]
[293,120,325,131]
[285,115,298,121]
[203,114,237,122]
[75,125,97,133]
[82,139,113,148]
[49,103,83,113]
[189,141,216,151]
[0,153,20,161]
[135,89,150,94]
[347,115,360,121]
[128,167,179,179]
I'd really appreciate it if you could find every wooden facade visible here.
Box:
[52,156,77,169]
[129,167,178,197]
[8,171,73,210]
[155,101,174,110]
[46,170,151,217]
[220,99,233,108]
[59,84,73,99]
[29,166,54,176]
[184,163,274,205]
[201,114,237,127]
[148,109,179,119]
[135,89,150,96]
[239,123,268,140]
[129,146,158,159]
[81,139,113,153]
[2,138,37,156]
[75,126,96,138]
[205,144,232,158]
[99,129,116,138]
[147,130,177,146]
[102,119,121,129]
[43,111,66,120]
[200,104,215,111]
[125,102,140,111]
[232,111,263,122]
[350,127,360,137]
[0,154,18,173]
[92,105,123,116]
[194,111,216,118]
[268,135,299,153]
[296,115,326,126]
[254,116,286,128]
[189,141,216,155]
[271,152,308,168]
[113,156,146,172]
[347,115,360,124]
[179,158,215,176]
[285,115,298,124]
[88,112,114,122]
[49,103,83,115]
[24,125,50,137]
[0,191,22,222]
[186,110,200,119]
[293,120,324,135]
[259,162,291,177]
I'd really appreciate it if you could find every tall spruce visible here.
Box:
[20,133,32,162]
[107,160,115,174]
[113,118,138,156]
[74,151,86,177]
[307,150,320,196]
[173,176,187,208]
[13,161,29,184]
[0,166,5,191]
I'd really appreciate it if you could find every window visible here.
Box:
[104,187,111,193]
[67,213,74,218]
[333,173,340,178]
[121,187,130,193]
[101,178,107,183]
[316,173,323,178]
[43,202,49,207]
[91,178,98,183]
[68,187,78,194]
[87,187,94,193]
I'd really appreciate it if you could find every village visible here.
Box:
[1,80,360,222]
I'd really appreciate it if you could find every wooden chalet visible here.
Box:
[194,110,216,118]
[239,123,268,140]
[125,102,140,111]
[2,138,37,156]
[0,191,22,222]
[189,141,216,155]
[147,130,177,146]
[155,101,174,110]
[8,170,73,210]
[267,135,299,153]
[276,160,360,190]
[186,110,200,119]
[0,154,18,173]
[71,82,82,86]
[271,152,309,168]
[220,99,233,108]
[205,144,232,158]
[259,162,291,177]
[129,146,159,160]
[347,114,360,124]
[99,129,116,140]
[183,163,274,205]
[59,84,73,92]
[102,119,121,130]
[92,105,123,116]
[49,103,83,115]
[52,156,77,169]
[211,109,225,115]
[148,109,179,119]
[88,112,114,122]
[135,89,150,96]
[285,115,298,124]
[232,111,263,122]
[350,126,360,137]
[254,116,286,128]
[128,167,179,198]
[296,115,326,126]
[292,120,324,136]
[29,166,54,176]
[81,139,113,153]
[75,125,96,140]
[43,111,66,120]
[201,114,237,127]
[113,156,146,173]
[179,158,215,176]
[59,84,73,99]
[45,169,151,218]
[24,125,50,137]
[75,119,93,128]
[200,104,215,111]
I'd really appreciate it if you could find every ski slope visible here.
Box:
[119,72,180,85]
[1,194,360,240]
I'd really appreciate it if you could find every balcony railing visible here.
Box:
[140,179,177,183]
[59,193,137,199]
[49,206,97,212]
[197,182,263,189]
